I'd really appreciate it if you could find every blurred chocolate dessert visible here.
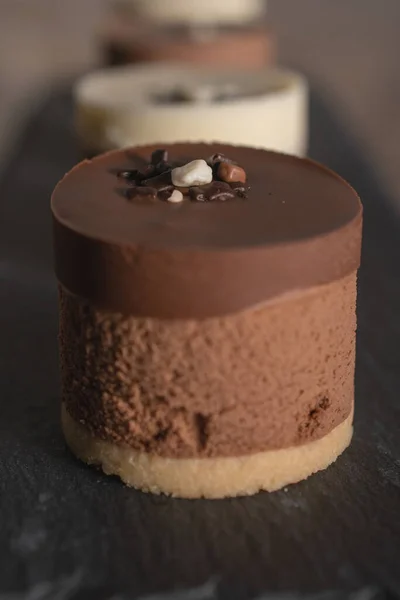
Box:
[99,0,275,68]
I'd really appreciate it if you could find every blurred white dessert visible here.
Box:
[74,64,308,157]
[113,0,267,26]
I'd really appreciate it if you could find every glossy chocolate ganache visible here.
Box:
[52,143,362,320]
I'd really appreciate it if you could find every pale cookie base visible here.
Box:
[62,405,353,499]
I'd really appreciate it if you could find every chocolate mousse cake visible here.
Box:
[52,143,362,499]
[74,65,307,157]
[99,5,274,68]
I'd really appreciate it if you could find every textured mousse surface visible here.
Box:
[60,272,357,459]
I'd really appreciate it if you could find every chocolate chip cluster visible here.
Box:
[152,83,242,105]
[117,149,248,203]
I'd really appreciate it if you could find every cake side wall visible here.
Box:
[102,28,274,70]
[59,272,357,459]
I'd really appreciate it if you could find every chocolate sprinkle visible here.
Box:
[230,182,248,198]
[117,169,141,182]
[207,153,231,166]
[189,181,236,202]
[142,171,174,194]
[207,154,238,179]
[117,149,249,203]
[151,149,169,165]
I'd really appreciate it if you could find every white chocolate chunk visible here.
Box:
[171,160,213,187]
[167,189,184,204]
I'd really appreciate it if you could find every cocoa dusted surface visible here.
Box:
[59,273,356,459]
[52,143,362,319]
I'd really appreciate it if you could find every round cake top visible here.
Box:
[53,143,359,248]
[52,143,362,318]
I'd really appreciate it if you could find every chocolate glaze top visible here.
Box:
[52,143,362,319]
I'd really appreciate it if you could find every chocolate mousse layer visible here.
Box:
[52,144,362,320]
[59,272,357,459]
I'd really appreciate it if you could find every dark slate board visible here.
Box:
[0,84,400,600]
